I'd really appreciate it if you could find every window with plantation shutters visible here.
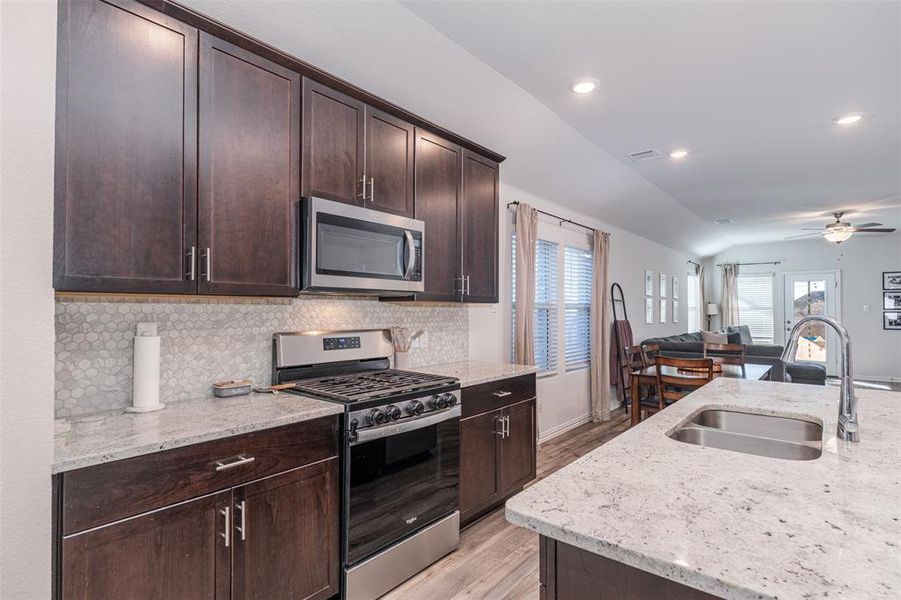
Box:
[736,273,775,344]
[686,273,700,332]
[564,246,592,370]
[512,235,559,374]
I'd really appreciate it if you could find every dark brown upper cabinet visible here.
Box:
[461,150,500,303]
[301,79,366,206]
[54,0,198,294]
[302,80,415,217]
[415,130,463,302]
[198,33,300,297]
[364,107,415,217]
[414,131,500,303]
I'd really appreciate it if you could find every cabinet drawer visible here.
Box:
[462,374,536,418]
[61,416,339,535]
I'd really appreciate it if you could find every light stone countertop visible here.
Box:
[505,378,901,600]
[416,360,538,387]
[53,393,343,473]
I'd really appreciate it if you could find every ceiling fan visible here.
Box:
[786,211,896,244]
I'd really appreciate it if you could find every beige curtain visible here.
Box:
[590,230,612,422]
[721,263,740,327]
[514,203,538,366]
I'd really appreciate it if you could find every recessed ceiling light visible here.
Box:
[669,149,689,159]
[570,78,599,94]
[833,113,862,126]
[714,218,734,225]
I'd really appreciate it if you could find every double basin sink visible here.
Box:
[669,409,823,460]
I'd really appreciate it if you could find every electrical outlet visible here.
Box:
[136,322,157,337]
[862,304,871,313]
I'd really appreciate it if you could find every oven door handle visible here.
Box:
[351,405,461,445]
[403,230,415,280]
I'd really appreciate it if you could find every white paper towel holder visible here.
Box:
[126,322,166,413]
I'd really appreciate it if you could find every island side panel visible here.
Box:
[539,536,721,600]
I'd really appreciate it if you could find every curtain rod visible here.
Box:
[506,201,595,232]
[716,261,781,267]
[687,259,701,267]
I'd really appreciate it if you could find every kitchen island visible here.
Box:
[505,378,900,599]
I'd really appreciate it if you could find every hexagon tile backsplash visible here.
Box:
[55,296,469,418]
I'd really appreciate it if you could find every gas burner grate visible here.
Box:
[290,369,455,402]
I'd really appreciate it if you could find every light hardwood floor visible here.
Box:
[383,408,631,600]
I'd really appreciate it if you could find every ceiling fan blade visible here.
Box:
[785,232,823,240]
[853,222,883,229]
[800,228,825,231]
[852,227,896,233]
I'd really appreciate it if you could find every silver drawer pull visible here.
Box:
[220,506,230,547]
[492,391,512,398]
[214,455,255,471]
[235,500,247,541]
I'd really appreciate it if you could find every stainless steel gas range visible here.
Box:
[272,330,460,600]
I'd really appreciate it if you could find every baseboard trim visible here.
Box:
[539,414,591,443]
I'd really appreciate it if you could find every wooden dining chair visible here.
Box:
[655,356,715,405]
[620,345,647,407]
[640,343,660,366]
[702,342,746,366]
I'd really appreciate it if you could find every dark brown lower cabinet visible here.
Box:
[459,377,537,527]
[232,459,340,600]
[540,537,720,600]
[57,418,340,600]
[61,491,230,600]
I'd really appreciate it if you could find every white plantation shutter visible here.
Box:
[534,239,559,373]
[512,235,559,373]
[736,273,775,344]
[564,246,592,370]
[687,273,700,332]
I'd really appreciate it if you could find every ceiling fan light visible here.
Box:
[824,229,853,243]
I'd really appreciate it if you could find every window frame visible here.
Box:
[735,271,776,345]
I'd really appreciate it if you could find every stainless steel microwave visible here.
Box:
[300,197,424,295]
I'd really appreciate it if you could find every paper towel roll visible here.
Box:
[128,335,165,413]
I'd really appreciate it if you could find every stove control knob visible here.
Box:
[385,405,402,421]
[367,408,387,426]
[428,395,441,410]
[444,393,458,407]
[407,400,425,416]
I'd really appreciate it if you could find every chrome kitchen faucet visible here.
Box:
[781,315,859,442]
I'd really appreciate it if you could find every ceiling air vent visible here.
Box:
[627,149,664,162]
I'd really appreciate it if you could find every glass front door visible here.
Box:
[783,272,839,374]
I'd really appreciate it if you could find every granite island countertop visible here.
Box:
[416,360,538,387]
[53,393,343,473]
[505,378,901,599]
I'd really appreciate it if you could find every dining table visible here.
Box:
[630,362,772,426]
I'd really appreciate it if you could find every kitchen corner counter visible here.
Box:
[416,360,538,387]
[53,393,343,474]
[505,378,901,599]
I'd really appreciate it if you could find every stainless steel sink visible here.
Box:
[669,409,822,460]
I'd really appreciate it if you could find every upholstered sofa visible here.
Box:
[640,325,827,385]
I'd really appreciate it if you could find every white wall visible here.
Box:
[704,234,901,381]
[0,0,58,597]
[470,180,698,439]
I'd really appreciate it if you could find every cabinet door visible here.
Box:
[461,150,500,303]
[61,491,230,600]
[364,107,415,216]
[415,129,462,301]
[302,79,365,205]
[459,409,503,524]
[54,0,198,293]
[232,459,340,600]
[198,34,300,297]
[501,398,537,494]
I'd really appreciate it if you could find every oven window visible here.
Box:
[317,216,404,278]
[347,418,459,565]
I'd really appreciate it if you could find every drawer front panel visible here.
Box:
[62,416,338,535]
[461,374,536,418]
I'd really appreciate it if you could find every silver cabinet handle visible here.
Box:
[455,276,465,295]
[359,175,368,200]
[493,415,504,436]
[235,500,247,541]
[369,177,375,203]
[403,230,415,279]
[214,455,255,471]
[504,415,511,438]
[492,391,512,398]
[186,246,196,281]
[201,247,211,282]
[463,275,470,296]
[220,506,230,547]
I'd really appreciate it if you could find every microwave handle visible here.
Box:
[403,230,415,279]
